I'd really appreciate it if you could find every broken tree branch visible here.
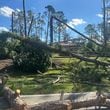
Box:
[7,35,110,67]
[22,39,110,67]
[53,16,103,47]
[52,76,61,84]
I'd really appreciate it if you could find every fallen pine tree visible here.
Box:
[2,32,110,67]
[30,93,110,110]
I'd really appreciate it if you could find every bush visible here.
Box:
[0,41,8,59]
[0,32,19,59]
[13,41,51,73]
[0,32,51,73]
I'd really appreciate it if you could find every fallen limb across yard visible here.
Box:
[5,33,110,67]
[23,39,110,67]
[30,95,110,110]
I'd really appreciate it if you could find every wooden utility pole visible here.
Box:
[23,0,27,37]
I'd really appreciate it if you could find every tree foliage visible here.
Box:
[0,32,18,59]
[13,41,51,73]
[0,32,51,73]
[69,61,108,84]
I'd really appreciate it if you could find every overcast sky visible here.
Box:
[0,0,103,33]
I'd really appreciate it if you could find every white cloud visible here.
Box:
[0,27,9,32]
[96,14,103,18]
[0,6,14,17]
[68,18,87,28]
[16,8,21,12]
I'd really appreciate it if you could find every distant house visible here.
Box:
[57,37,86,52]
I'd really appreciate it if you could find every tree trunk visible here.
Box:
[23,0,27,37]
[30,96,107,110]
[46,12,50,44]
[53,16,103,47]
[58,27,61,43]
[11,12,14,33]
[103,0,107,47]
[27,16,34,36]
[50,16,53,45]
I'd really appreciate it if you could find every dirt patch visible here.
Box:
[0,59,13,73]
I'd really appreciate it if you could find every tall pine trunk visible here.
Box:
[23,0,27,37]
[11,12,14,33]
[103,0,107,47]
[46,12,50,44]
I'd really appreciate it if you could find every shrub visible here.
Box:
[0,32,19,59]
[0,41,8,59]
[13,42,51,73]
[0,32,51,73]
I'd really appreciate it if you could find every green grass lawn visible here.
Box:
[7,69,73,94]
[4,57,110,95]
[5,57,75,95]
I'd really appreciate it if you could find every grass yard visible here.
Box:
[5,57,75,94]
[3,57,110,95]
[7,70,73,94]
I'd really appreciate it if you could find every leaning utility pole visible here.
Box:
[23,0,27,37]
